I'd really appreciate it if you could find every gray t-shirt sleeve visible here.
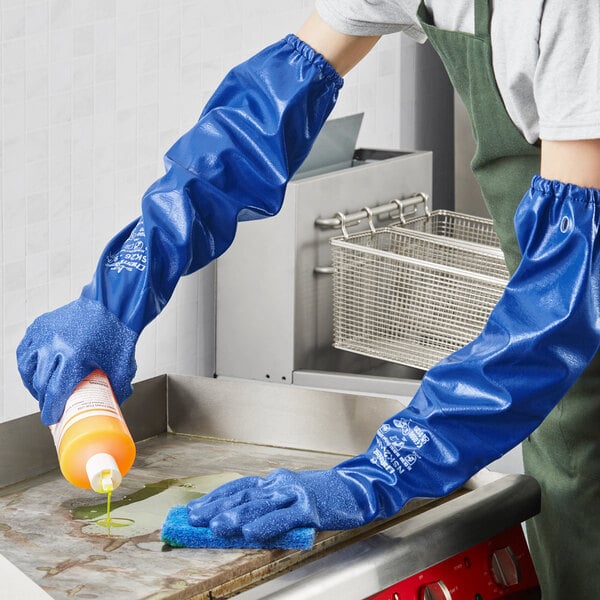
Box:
[535,0,600,141]
[316,0,600,143]
[315,0,427,41]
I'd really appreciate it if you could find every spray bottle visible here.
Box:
[50,370,136,494]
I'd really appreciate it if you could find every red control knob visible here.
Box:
[491,546,521,587]
[420,580,452,600]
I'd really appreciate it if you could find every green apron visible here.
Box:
[417,1,600,598]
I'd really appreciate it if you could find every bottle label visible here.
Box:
[50,372,123,450]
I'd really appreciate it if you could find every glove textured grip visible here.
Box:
[17,297,138,425]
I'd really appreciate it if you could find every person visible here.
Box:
[16,2,600,598]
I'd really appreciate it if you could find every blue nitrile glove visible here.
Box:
[188,176,600,543]
[17,34,343,426]
[16,298,138,426]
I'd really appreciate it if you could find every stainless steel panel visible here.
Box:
[0,412,57,488]
[166,374,409,456]
[292,369,421,398]
[216,150,433,384]
[121,374,168,441]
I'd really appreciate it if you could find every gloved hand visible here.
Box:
[16,297,138,425]
[16,34,343,425]
[188,469,369,540]
[187,176,600,543]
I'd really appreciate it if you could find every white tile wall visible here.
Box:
[0,0,403,423]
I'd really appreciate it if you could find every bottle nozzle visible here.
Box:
[86,453,123,493]
[100,471,114,493]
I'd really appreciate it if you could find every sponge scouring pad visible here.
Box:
[161,506,316,551]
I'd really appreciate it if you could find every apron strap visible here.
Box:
[474,0,491,38]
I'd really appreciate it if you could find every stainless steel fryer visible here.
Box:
[0,374,540,599]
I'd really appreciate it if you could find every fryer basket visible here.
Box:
[331,221,509,371]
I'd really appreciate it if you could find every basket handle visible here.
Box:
[392,193,431,225]
[315,193,430,234]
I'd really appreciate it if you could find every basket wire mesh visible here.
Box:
[399,209,502,247]
[331,221,509,371]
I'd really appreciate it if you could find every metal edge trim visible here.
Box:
[235,474,541,599]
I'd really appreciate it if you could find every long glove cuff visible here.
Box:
[83,35,343,334]
[332,176,600,523]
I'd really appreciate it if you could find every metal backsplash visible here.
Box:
[0,373,416,489]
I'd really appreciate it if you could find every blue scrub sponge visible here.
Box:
[161,506,316,551]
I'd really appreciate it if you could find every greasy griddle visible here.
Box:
[0,432,433,600]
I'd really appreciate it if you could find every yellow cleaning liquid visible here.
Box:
[50,370,136,492]
[97,488,113,534]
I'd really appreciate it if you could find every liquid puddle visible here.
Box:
[72,472,241,538]
[94,490,136,531]
[95,518,134,529]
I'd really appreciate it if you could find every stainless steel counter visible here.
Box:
[0,374,540,599]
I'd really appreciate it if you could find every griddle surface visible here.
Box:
[0,433,399,599]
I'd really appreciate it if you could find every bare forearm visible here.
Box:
[297,10,380,76]
[541,139,600,189]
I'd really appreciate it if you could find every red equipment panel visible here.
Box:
[367,525,540,600]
